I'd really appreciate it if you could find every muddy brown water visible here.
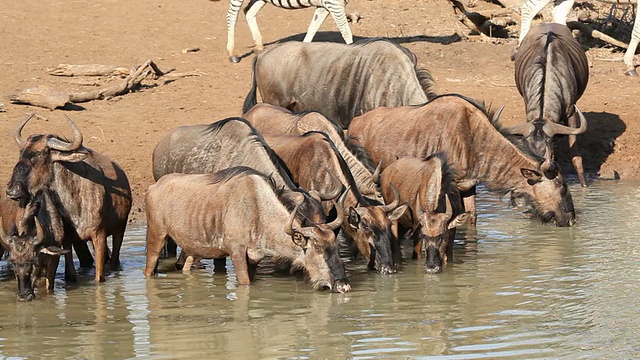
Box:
[0,180,638,359]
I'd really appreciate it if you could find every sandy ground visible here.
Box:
[0,0,638,223]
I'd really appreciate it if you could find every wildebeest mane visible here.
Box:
[353,38,437,100]
[344,135,376,172]
[294,110,345,141]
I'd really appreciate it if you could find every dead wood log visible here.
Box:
[9,85,71,110]
[47,64,130,77]
[568,21,629,49]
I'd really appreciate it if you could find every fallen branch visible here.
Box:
[47,64,130,77]
[568,21,629,49]
[9,85,71,110]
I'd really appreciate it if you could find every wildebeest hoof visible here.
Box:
[17,291,35,302]
[625,69,638,77]
[229,56,241,63]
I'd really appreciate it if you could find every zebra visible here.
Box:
[518,0,640,76]
[225,0,353,63]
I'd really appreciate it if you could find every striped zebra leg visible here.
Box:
[303,7,331,42]
[518,0,553,44]
[551,0,574,25]
[623,10,640,76]
[245,0,268,51]
[226,0,244,63]
[326,1,353,44]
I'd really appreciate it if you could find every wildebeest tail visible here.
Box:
[242,57,259,113]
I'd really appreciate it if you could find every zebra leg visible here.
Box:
[518,0,553,44]
[326,3,353,44]
[226,0,244,63]
[304,7,330,42]
[623,10,640,76]
[245,0,267,52]
[551,0,574,25]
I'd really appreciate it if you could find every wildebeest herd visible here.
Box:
[1,19,597,301]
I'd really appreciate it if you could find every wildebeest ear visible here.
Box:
[51,151,88,163]
[386,204,408,222]
[40,246,70,255]
[448,212,470,229]
[291,232,307,248]
[348,207,360,229]
[520,168,542,183]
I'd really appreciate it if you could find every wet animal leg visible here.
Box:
[461,187,477,226]
[230,248,251,285]
[144,227,167,277]
[63,239,78,282]
[110,227,125,270]
[568,114,587,187]
[93,232,108,283]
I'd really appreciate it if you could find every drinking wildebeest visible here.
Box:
[0,191,69,301]
[6,114,132,283]
[509,23,589,187]
[243,103,383,204]
[378,154,470,273]
[152,117,332,267]
[263,131,407,274]
[243,38,437,128]
[144,167,351,293]
[348,94,578,227]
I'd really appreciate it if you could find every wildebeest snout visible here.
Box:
[425,245,444,274]
[333,280,351,293]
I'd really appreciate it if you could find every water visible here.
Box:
[0,180,638,359]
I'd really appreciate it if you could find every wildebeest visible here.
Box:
[144,167,351,293]
[510,23,589,187]
[263,131,407,274]
[152,117,331,266]
[243,103,383,204]
[0,191,70,301]
[6,114,132,283]
[348,94,578,227]
[242,38,437,128]
[378,154,469,274]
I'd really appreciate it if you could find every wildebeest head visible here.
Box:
[413,193,469,274]
[345,185,407,275]
[0,213,68,302]
[286,199,350,293]
[505,106,588,158]
[6,114,87,202]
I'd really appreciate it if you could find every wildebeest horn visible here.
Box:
[414,191,424,217]
[0,217,8,242]
[34,217,45,246]
[381,184,400,213]
[47,115,83,152]
[504,121,535,137]
[540,144,557,174]
[542,106,588,137]
[444,193,453,218]
[13,113,36,148]
[284,204,301,236]
[492,105,505,123]
[327,186,349,231]
[372,161,382,186]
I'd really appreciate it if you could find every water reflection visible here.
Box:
[0,180,638,358]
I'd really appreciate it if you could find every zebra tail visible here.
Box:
[242,56,259,113]
[243,0,259,15]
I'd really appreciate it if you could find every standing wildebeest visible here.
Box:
[0,191,70,301]
[348,95,578,227]
[144,167,351,293]
[243,103,384,203]
[510,23,589,187]
[152,117,331,265]
[263,131,407,274]
[378,154,469,274]
[6,114,132,283]
[242,38,437,128]
[225,0,352,63]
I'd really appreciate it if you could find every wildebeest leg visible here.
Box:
[214,258,227,274]
[412,237,422,260]
[68,225,94,268]
[247,256,258,282]
[230,248,251,285]
[391,221,402,269]
[568,114,587,187]
[245,1,267,52]
[43,255,60,292]
[326,5,353,44]
[93,231,108,283]
[144,228,167,277]
[304,7,330,42]
[110,228,125,270]
[162,238,178,259]
[461,187,477,226]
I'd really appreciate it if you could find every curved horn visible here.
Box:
[444,193,453,218]
[284,204,301,236]
[540,144,557,174]
[414,191,424,217]
[542,106,588,137]
[372,161,382,186]
[0,217,8,243]
[327,187,348,231]
[34,217,45,245]
[380,184,400,213]
[319,172,344,201]
[492,105,505,123]
[503,121,535,137]
[47,115,83,151]
[13,113,36,148]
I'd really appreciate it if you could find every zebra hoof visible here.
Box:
[229,56,241,64]
[625,69,638,77]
